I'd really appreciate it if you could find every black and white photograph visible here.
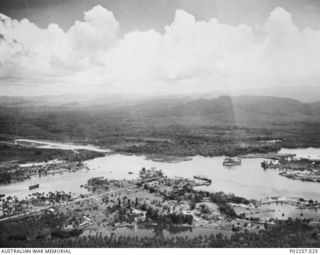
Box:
[0,0,320,251]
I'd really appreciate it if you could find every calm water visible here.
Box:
[1,142,320,201]
[280,147,320,160]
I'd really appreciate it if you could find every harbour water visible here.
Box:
[1,141,320,201]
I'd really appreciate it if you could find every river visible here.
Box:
[1,141,320,201]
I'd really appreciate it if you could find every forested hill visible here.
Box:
[99,95,320,125]
[2,94,320,154]
[2,95,320,128]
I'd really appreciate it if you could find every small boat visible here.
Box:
[223,157,241,166]
[29,184,39,190]
[194,175,212,184]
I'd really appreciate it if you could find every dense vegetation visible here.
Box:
[145,207,193,225]
[3,95,320,158]
[0,212,68,244]
[0,143,105,164]
[0,168,27,184]
[0,181,317,248]
[0,143,105,184]
[1,219,319,247]
[163,188,249,218]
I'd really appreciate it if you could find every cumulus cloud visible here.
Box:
[0,5,320,95]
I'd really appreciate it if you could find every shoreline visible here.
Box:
[3,135,320,162]
[1,172,320,247]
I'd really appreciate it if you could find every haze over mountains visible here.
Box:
[1,94,320,127]
[109,95,320,125]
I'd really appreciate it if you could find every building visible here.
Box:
[145,181,159,188]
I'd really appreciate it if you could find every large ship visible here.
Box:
[223,157,241,166]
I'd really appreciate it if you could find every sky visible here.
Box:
[1,0,320,99]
